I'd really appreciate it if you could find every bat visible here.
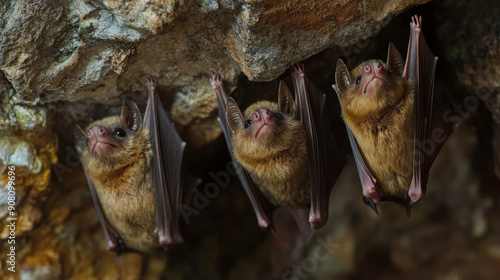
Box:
[76,77,187,256]
[333,15,455,214]
[211,64,346,236]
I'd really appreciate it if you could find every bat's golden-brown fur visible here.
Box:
[340,60,414,201]
[231,101,310,208]
[81,116,159,253]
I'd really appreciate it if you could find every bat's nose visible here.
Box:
[88,125,108,139]
[364,62,384,75]
[253,108,272,122]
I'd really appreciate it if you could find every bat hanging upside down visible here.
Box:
[77,77,188,255]
[211,65,345,233]
[226,83,310,209]
[333,16,455,213]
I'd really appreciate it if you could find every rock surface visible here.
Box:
[1,0,429,104]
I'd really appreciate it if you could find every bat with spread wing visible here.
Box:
[76,77,189,256]
[333,16,455,214]
[211,64,346,236]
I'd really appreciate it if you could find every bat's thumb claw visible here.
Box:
[309,210,327,229]
[363,197,379,215]
[405,203,412,218]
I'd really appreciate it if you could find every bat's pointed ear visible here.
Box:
[121,97,143,132]
[334,59,351,95]
[278,80,295,115]
[226,97,244,135]
[387,42,404,77]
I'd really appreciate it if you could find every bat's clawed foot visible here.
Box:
[291,63,305,78]
[146,76,158,93]
[410,15,422,33]
[210,74,223,89]
[363,197,379,214]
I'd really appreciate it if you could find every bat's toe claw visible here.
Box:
[410,15,422,32]
[146,76,158,92]
[363,197,379,215]
[291,63,305,78]
[210,73,222,89]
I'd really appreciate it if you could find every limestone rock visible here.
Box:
[1,0,430,105]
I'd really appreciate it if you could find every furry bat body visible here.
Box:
[333,16,455,212]
[228,94,310,209]
[211,65,345,232]
[77,77,187,255]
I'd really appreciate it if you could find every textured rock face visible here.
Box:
[1,0,429,104]
[437,0,500,122]
[436,0,500,184]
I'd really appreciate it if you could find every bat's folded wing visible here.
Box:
[144,79,186,249]
[75,137,135,257]
[332,60,380,213]
[404,15,455,204]
[291,64,346,228]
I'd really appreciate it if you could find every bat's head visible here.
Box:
[82,98,150,173]
[226,96,305,163]
[333,44,410,119]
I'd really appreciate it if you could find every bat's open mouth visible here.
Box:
[91,141,117,156]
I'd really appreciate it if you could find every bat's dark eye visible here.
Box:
[356,76,361,85]
[275,113,284,120]
[114,128,127,137]
[387,70,392,77]
[244,120,251,129]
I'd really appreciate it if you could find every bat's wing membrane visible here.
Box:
[75,135,136,257]
[403,16,454,204]
[144,77,186,249]
[291,64,346,228]
[333,60,381,212]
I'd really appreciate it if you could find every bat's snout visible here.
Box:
[87,125,117,155]
[88,125,109,140]
[252,108,273,122]
[364,61,385,77]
